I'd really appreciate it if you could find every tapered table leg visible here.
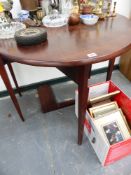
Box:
[78,65,91,145]
[106,58,116,81]
[7,63,22,97]
[0,58,24,121]
[89,64,92,79]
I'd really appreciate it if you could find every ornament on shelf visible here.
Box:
[72,0,79,14]
[111,1,117,17]
[106,2,111,17]
[93,0,104,15]
[87,0,95,6]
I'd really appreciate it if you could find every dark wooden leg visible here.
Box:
[78,66,91,145]
[89,64,92,79]
[106,58,116,81]
[38,84,75,113]
[0,59,24,121]
[7,63,22,97]
[38,65,91,145]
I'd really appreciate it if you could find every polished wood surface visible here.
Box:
[38,84,75,113]
[0,15,131,67]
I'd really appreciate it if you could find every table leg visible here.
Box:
[38,65,91,145]
[38,84,75,113]
[89,64,92,79]
[106,58,116,81]
[7,63,22,97]
[0,58,24,121]
[78,65,91,145]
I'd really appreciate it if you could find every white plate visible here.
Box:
[42,14,68,28]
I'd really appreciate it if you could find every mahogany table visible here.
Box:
[0,15,131,145]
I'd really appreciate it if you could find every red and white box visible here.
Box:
[75,81,131,166]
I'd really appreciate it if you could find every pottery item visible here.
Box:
[80,14,99,25]
[82,5,94,14]
[68,13,80,25]
[20,0,38,11]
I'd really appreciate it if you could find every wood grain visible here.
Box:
[0,15,131,67]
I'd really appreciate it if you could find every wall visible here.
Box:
[0,0,131,91]
[114,0,131,18]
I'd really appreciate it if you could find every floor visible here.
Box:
[0,70,131,175]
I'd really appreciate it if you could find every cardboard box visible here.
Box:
[75,81,131,166]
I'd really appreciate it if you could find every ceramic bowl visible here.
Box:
[80,14,99,25]
[42,14,68,27]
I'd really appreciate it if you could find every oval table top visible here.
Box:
[0,15,131,67]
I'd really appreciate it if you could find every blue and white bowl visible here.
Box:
[80,14,99,25]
